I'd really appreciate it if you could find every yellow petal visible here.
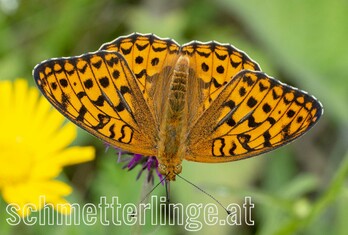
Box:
[38,108,65,139]
[51,198,72,215]
[35,180,73,196]
[2,180,73,217]
[0,81,12,135]
[31,164,62,180]
[13,79,28,119]
[31,146,95,180]
[52,146,96,166]
[31,94,52,130]
[42,123,77,153]
[0,79,96,218]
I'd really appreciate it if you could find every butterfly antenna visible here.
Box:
[176,174,231,215]
[130,174,168,220]
[139,174,168,204]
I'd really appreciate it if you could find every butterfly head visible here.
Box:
[158,163,182,181]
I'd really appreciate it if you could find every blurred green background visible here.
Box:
[0,0,347,234]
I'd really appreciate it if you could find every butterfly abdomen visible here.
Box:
[169,56,189,114]
[157,56,190,180]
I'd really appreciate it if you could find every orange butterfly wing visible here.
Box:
[185,70,322,162]
[34,51,157,156]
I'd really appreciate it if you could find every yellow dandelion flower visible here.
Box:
[0,79,95,217]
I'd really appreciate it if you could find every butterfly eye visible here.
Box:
[158,164,166,175]
[174,164,182,174]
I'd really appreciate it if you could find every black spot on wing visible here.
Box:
[119,124,133,144]
[247,115,260,128]
[77,91,86,99]
[120,86,131,95]
[247,96,257,108]
[230,58,241,68]
[287,109,295,118]
[84,79,93,89]
[66,67,75,76]
[212,77,223,88]
[105,55,119,66]
[92,60,102,69]
[227,117,236,127]
[216,65,224,74]
[121,47,132,55]
[283,94,293,104]
[239,87,246,96]
[51,82,57,90]
[135,69,147,79]
[135,56,143,64]
[281,125,290,138]
[151,58,159,66]
[196,50,210,58]
[262,103,272,113]
[237,134,252,151]
[93,95,105,106]
[297,116,303,123]
[59,78,68,88]
[61,93,70,111]
[109,124,115,138]
[243,75,254,86]
[99,76,110,88]
[259,81,268,91]
[135,42,149,51]
[229,142,237,155]
[77,63,88,74]
[112,70,120,79]
[201,62,209,72]
[267,117,276,125]
[115,102,125,112]
[272,89,281,99]
[152,45,168,52]
[215,52,227,60]
[224,100,236,109]
[212,138,225,157]
[76,105,87,122]
[94,114,111,129]
[263,131,272,147]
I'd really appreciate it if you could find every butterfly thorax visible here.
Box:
[157,56,189,181]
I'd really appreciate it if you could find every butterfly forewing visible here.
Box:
[34,51,157,156]
[186,70,322,162]
[99,35,180,91]
[99,33,181,125]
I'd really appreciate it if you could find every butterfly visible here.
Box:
[33,33,323,181]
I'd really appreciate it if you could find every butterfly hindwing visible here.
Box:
[34,51,157,156]
[186,70,322,162]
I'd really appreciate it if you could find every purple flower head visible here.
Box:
[110,146,164,185]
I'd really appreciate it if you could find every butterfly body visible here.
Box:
[157,56,190,180]
[33,33,323,182]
